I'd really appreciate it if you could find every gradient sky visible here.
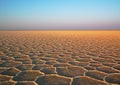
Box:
[0,0,120,30]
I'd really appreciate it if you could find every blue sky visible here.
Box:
[0,0,120,30]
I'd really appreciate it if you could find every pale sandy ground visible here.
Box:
[0,31,120,85]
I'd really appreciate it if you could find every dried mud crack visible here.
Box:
[0,31,120,85]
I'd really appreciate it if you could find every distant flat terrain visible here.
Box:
[0,31,120,85]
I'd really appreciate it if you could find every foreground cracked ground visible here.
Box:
[0,31,120,85]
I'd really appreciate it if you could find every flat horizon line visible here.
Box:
[0,29,120,31]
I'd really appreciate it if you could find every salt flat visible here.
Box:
[0,31,120,85]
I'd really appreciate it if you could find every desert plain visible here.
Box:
[0,30,120,85]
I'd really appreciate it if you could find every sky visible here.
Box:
[0,0,120,30]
